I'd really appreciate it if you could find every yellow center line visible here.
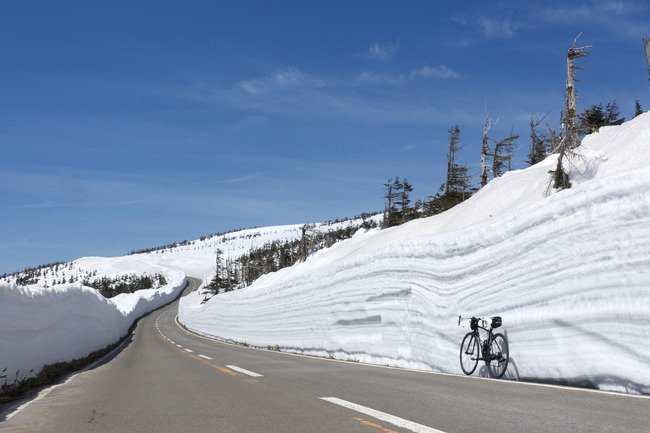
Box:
[355,417,399,433]
[169,343,262,383]
[211,365,240,376]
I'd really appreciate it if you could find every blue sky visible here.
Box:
[1,0,649,274]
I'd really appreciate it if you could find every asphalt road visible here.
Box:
[1,277,648,432]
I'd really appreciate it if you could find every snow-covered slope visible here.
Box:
[0,221,365,385]
[2,113,649,394]
[179,113,650,394]
[0,269,186,385]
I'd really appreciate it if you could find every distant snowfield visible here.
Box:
[2,113,650,394]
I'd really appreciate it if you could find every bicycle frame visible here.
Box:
[458,315,509,379]
[461,318,493,362]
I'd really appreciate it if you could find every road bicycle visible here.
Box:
[458,315,509,379]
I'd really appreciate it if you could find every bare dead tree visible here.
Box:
[481,103,499,187]
[551,34,590,191]
[547,121,561,154]
[493,125,520,177]
[564,33,591,150]
[644,34,650,81]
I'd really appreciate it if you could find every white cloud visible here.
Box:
[411,65,459,80]
[355,71,405,85]
[354,65,458,87]
[366,40,400,62]
[477,17,520,38]
[237,68,327,95]
[535,1,647,38]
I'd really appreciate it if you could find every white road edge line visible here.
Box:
[198,354,213,360]
[226,365,263,377]
[320,397,445,433]
[4,335,133,421]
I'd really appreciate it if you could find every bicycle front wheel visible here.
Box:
[486,333,509,379]
[459,332,479,375]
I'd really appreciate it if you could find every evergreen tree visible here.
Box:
[446,125,462,194]
[423,126,474,216]
[634,100,644,118]
[578,100,625,135]
[383,176,403,228]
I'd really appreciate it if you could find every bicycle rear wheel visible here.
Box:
[459,332,479,375]
[486,333,509,378]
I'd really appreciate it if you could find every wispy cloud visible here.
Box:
[197,173,261,185]
[237,68,327,95]
[411,65,459,79]
[449,9,522,43]
[537,0,647,35]
[366,40,401,62]
[354,71,405,85]
[477,16,520,38]
[355,65,459,86]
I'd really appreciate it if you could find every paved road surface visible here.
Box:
[1,277,648,432]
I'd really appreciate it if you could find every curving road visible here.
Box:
[1,277,648,432]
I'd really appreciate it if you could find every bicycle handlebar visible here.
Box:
[458,315,497,328]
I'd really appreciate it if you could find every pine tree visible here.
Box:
[445,125,463,194]
[578,100,625,135]
[635,100,644,117]
[383,177,403,228]
[394,177,415,225]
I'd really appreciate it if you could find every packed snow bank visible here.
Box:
[180,113,650,394]
[0,220,367,386]
[0,270,185,384]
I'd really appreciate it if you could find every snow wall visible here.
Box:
[0,271,185,385]
[180,113,650,394]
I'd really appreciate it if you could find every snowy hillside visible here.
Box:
[0,220,368,385]
[2,113,649,395]
[179,113,650,394]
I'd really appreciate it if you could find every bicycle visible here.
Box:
[458,315,509,379]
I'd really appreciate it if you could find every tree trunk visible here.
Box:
[644,34,650,81]
[481,105,498,187]
[565,34,590,150]
[552,35,590,191]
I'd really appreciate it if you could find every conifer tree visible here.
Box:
[446,125,462,194]
[383,176,403,227]
[635,100,644,117]
[578,100,624,135]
